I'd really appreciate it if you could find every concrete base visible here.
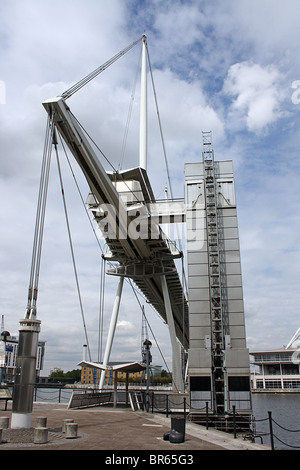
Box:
[36,417,47,427]
[34,427,48,444]
[11,412,31,429]
[66,422,78,439]
[62,418,74,432]
[0,416,9,428]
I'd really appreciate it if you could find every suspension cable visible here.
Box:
[25,113,56,319]
[129,279,172,377]
[57,131,104,255]
[146,42,187,312]
[119,44,142,171]
[53,129,92,362]
[62,35,144,100]
[146,44,172,197]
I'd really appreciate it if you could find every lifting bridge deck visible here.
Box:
[43,95,189,359]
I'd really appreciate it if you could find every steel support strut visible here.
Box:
[99,276,124,389]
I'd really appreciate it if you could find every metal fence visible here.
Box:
[252,410,300,450]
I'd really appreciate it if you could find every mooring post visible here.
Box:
[268,411,275,450]
[233,405,237,438]
[206,401,209,429]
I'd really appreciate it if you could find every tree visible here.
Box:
[161,369,171,378]
[49,369,81,383]
[65,369,81,382]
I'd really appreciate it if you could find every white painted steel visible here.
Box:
[139,35,147,171]
[11,412,31,429]
[161,275,184,392]
[99,277,124,389]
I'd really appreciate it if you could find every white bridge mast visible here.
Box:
[139,34,148,171]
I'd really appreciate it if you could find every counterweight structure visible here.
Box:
[185,132,251,418]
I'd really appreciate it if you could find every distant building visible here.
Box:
[250,328,300,390]
[80,362,162,385]
[0,333,45,383]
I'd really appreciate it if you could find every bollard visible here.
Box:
[66,422,78,439]
[205,402,209,429]
[36,417,47,428]
[268,411,275,451]
[0,417,9,429]
[170,416,185,443]
[62,418,74,432]
[163,415,186,443]
[233,405,237,438]
[34,427,48,444]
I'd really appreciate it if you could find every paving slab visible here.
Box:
[0,402,268,452]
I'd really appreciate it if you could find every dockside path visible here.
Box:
[0,402,268,452]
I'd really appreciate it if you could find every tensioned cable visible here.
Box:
[118,44,142,171]
[57,131,109,364]
[57,131,104,255]
[146,42,188,311]
[56,131,151,366]
[53,130,92,362]
[57,133,174,377]
[57,37,184,377]
[146,43,184,255]
[129,279,172,378]
[145,44,173,199]
[69,110,148,206]
[70,110,117,173]
[57,130,109,365]
[26,113,56,319]
[62,35,144,100]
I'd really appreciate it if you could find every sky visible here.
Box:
[1,0,300,375]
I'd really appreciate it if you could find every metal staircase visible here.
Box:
[202,131,225,415]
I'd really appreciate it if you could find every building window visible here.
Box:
[283,380,300,389]
[265,380,282,389]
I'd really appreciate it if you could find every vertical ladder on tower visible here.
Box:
[202,131,225,415]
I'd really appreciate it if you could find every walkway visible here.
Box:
[0,402,268,451]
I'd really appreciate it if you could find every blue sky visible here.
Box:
[0,0,300,374]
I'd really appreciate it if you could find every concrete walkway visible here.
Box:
[0,402,269,451]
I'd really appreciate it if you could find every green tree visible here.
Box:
[49,368,81,383]
[65,369,81,382]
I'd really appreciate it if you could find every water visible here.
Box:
[252,393,300,450]
[33,386,73,404]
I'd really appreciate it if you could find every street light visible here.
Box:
[0,330,10,385]
[143,339,152,412]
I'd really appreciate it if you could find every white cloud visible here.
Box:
[116,320,135,331]
[223,61,284,133]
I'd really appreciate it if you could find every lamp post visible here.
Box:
[143,339,152,412]
[0,331,10,385]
